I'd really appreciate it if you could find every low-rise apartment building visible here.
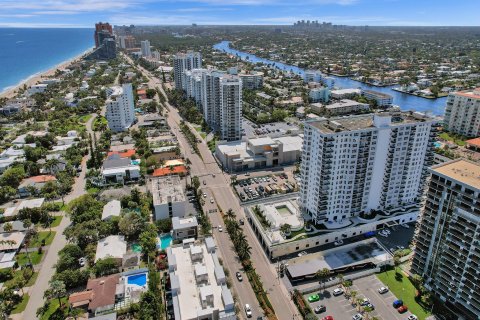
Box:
[361,89,393,107]
[324,99,370,115]
[152,175,186,220]
[167,237,236,320]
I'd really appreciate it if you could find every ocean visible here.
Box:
[0,28,93,93]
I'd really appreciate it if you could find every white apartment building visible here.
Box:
[105,83,135,132]
[219,75,242,141]
[324,99,370,116]
[412,159,480,319]
[152,175,186,220]
[303,70,323,83]
[183,70,242,141]
[309,87,330,103]
[167,237,236,320]
[331,88,361,99]
[140,40,151,58]
[444,88,480,137]
[173,51,202,90]
[239,71,263,90]
[300,111,439,224]
[362,90,393,107]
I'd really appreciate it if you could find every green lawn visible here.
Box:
[78,114,92,123]
[11,294,29,314]
[50,216,63,228]
[87,187,100,194]
[439,132,467,146]
[29,231,56,247]
[16,252,44,266]
[377,269,431,320]
[5,271,38,288]
[40,297,68,320]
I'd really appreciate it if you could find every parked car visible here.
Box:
[244,304,252,318]
[397,305,408,313]
[364,302,374,310]
[308,294,320,303]
[334,240,344,246]
[314,305,326,313]
[383,229,391,234]
[360,298,370,306]
[203,180,206,185]
[378,286,389,294]
[218,225,223,232]
[407,315,418,320]
[210,198,214,203]
[239,219,245,225]
[297,251,307,257]
[393,299,404,308]
[322,317,333,320]
[401,223,410,229]
[236,272,243,281]
[332,288,344,296]
[352,314,363,320]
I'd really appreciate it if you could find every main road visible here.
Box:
[130,55,298,320]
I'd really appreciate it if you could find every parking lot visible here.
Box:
[376,223,415,254]
[304,275,416,320]
[233,172,298,202]
[242,117,300,138]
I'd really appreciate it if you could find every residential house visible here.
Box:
[101,154,140,185]
[95,235,127,264]
[18,175,57,197]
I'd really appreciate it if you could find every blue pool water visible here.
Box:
[159,234,173,250]
[131,159,141,165]
[127,273,147,286]
[434,142,442,148]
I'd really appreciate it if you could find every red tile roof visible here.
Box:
[152,165,188,177]
[68,291,93,308]
[466,137,480,147]
[29,175,57,183]
[107,149,136,158]
[86,274,120,311]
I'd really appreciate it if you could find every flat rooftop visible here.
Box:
[325,99,368,110]
[362,89,393,98]
[169,240,231,319]
[152,175,186,205]
[431,159,480,190]
[454,88,480,100]
[287,239,390,279]
[307,111,438,134]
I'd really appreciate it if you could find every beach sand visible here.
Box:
[0,48,93,99]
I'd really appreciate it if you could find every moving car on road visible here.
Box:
[236,272,243,281]
[218,225,223,232]
[244,304,252,318]
[334,240,343,246]
[307,294,320,302]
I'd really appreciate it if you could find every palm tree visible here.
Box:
[350,290,357,304]
[3,223,12,233]
[355,297,363,312]
[44,280,66,308]
[45,158,60,174]
[337,273,345,287]
[22,219,33,266]
[315,268,331,290]
[225,208,236,221]
[363,305,374,320]
[280,223,292,236]
[237,242,252,262]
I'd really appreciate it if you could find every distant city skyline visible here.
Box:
[0,0,479,28]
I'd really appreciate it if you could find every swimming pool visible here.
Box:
[158,234,173,250]
[434,142,442,148]
[127,273,147,287]
[131,159,141,165]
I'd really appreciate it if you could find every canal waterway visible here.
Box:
[214,41,446,116]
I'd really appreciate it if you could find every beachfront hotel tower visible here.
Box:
[94,22,113,48]
[444,88,480,138]
[105,83,135,132]
[300,112,439,224]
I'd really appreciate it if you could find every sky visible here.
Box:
[0,0,478,28]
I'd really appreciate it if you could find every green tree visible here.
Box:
[315,268,331,290]
[139,225,158,260]
[119,212,146,240]
[44,280,66,308]
[93,257,118,277]
[155,218,172,233]
[0,166,25,188]
[225,208,236,221]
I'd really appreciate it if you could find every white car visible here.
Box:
[383,229,391,234]
[334,240,344,246]
[379,232,389,237]
[401,224,410,229]
[297,251,307,257]
[352,313,363,320]
[210,198,214,204]
[332,288,344,296]
[378,286,389,294]
[407,315,418,320]
[218,225,223,232]
[244,304,252,318]
[203,193,207,198]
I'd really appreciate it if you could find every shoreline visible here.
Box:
[0,47,93,99]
